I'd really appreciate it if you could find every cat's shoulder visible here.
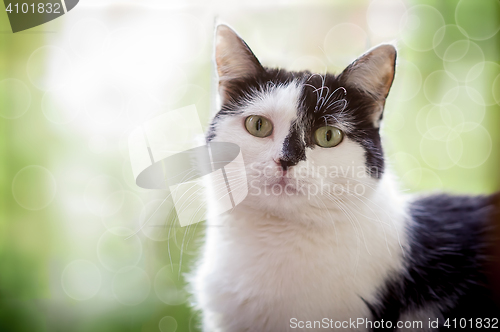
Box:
[407,192,498,243]
[374,192,500,325]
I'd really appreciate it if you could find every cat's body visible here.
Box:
[191,25,499,331]
[194,175,407,331]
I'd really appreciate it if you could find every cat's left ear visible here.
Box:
[338,44,396,122]
[215,24,265,103]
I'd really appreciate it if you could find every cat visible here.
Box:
[190,24,500,332]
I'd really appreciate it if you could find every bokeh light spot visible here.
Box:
[420,135,457,170]
[154,265,188,305]
[400,5,445,52]
[433,24,469,60]
[402,168,443,191]
[444,86,485,132]
[97,228,142,272]
[455,0,500,41]
[102,191,144,235]
[159,316,178,332]
[391,60,422,102]
[140,198,178,242]
[493,73,500,105]
[112,266,150,306]
[61,260,101,301]
[466,62,500,106]
[453,125,492,169]
[12,165,57,211]
[423,70,458,105]
[0,78,31,119]
[443,41,484,82]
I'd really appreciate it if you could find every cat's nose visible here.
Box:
[278,159,298,171]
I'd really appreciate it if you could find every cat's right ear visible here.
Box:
[215,24,264,102]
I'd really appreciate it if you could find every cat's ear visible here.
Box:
[339,44,397,101]
[215,24,264,101]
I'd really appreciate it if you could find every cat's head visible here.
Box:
[208,24,396,217]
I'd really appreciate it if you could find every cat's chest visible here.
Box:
[197,208,405,331]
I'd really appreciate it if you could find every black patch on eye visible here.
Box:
[298,73,385,178]
[208,67,386,179]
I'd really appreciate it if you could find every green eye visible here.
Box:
[245,115,273,138]
[314,126,343,148]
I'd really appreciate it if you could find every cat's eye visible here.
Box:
[245,115,273,138]
[314,126,343,148]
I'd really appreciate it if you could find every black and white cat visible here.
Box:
[191,25,499,331]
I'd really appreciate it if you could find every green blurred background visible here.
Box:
[0,0,499,331]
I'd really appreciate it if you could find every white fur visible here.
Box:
[191,81,409,331]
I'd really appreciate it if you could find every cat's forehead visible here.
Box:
[238,72,355,134]
[241,80,302,123]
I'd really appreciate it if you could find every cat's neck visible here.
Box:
[215,171,407,227]
[207,171,409,261]
[199,171,409,327]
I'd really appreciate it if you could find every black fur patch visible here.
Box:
[299,73,385,178]
[368,193,500,331]
[280,123,306,170]
[207,67,387,178]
